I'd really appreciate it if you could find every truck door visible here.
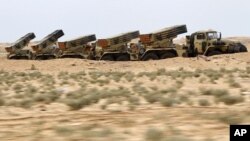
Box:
[194,33,206,54]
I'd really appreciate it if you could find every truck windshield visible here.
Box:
[207,32,219,40]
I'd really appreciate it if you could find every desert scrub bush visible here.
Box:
[123,71,135,82]
[65,98,91,110]
[149,86,158,91]
[103,71,125,82]
[179,94,189,102]
[18,98,34,109]
[156,68,167,76]
[102,87,131,98]
[145,128,164,141]
[219,67,231,74]
[200,88,229,98]
[13,83,23,93]
[54,125,75,136]
[60,80,70,86]
[106,97,124,105]
[147,72,158,81]
[227,78,241,88]
[160,97,177,107]
[34,90,61,104]
[200,88,244,105]
[216,112,244,124]
[30,64,37,70]
[203,69,223,81]
[7,98,33,109]
[137,71,148,77]
[64,88,102,110]
[28,71,43,79]
[128,96,140,105]
[57,71,69,80]
[76,71,87,76]
[0,98,5,106]
[246,66,250,74]
[239,73,250,78]
[132,84,149,95]
[217,95,244,105]
[144,94,162,104]
[166,87,178,95]
[175,80,184,89]
[89,71,105,80]
[180,71,195,79]
[166,71,181,79]
[40,75,56,86]
[96,79,110,86]
[14,72,27,77]
[198,99,210,106]
[199,77,207,83]
[193,69,202,78]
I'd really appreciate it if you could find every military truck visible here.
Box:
[183,30,248,57]
[94,25,187,61]
[5,33,36,59]
[31,30,64,60]
[93,31,140,61]
[58,34,96,59]
[136,25,187,60]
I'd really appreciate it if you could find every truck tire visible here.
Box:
[142,53,159,61]
[116,55,130,61]
[160,52,176,59]
[101,55,114,61]
[207,51,221,56]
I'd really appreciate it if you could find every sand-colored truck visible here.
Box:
[136,25,187,60]
[31,30,64,60]
[93,31,140,61]
[183,30,248,57]
[5,33,36,59]
[58,34,96,59]
[93,25,187,61]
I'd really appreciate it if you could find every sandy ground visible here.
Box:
[0,37,249,141]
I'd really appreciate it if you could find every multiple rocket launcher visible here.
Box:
[4,25,187,59]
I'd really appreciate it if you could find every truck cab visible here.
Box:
[186,30,247,56]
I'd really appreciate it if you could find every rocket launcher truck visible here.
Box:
[137,24,187,60]
[5,33,36,59]
[94,31,140,61]
[58,34,96,59]
[31,30,64,60]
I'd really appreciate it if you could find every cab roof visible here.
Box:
[194,30,217,34]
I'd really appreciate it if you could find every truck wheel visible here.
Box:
[116,55,130,61]
[35,56,41,60]
[101,55,114,61]
[207,51,221,56]
[142,53,159,61]
[160,52,176,59]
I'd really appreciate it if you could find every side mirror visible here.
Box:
[219,32,222,41]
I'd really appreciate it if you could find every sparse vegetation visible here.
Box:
[217,95,244,105]
[0,66,249,140]
[227,78,241,88]
[145,128,164,141]
[160,97,176,107]
[199,99,210,106]
[30,64,37,70]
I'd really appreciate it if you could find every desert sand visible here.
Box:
[0,37,249,141]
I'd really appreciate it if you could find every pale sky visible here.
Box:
[0,0,249,42]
